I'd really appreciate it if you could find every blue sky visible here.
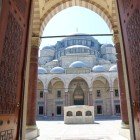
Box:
[40,6,113,49]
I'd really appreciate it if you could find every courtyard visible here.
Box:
[35,118,130,140]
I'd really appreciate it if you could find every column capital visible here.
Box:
[89,88,93,92]
[113,34,120,45]
[30,45,39,64]
[44,89,48,93]
[31,36,40,47]
[89,91,93,95]
[65,89,69,93]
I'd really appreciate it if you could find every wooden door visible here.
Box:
[0,0,31,139]
[116,0,140,139]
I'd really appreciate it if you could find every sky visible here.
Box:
[40,6,113,50]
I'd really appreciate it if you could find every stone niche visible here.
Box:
[64,105,94,124]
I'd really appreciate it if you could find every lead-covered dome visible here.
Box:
[101,44,116,54]
[92,65,106,72]
[62,33,95,41]
[66,45,90,50]
[42,45,55,50]
[38,67,47,74]
[69,61,86,68]
[109,65,117,72]
[65,45,90,54]
[50,67,65,74]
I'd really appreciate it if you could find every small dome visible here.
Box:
[101,44,114,48]
[50,67,65,74]
[38,67,47,74]
[101,44,116,55]
[92,65,106,72]
[109,65,117,72]
[69,61,86,68]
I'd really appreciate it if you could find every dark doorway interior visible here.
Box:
[39,106,44,115]
[57,106,61,115]
[115,105,120,114]
[97,105,102,114]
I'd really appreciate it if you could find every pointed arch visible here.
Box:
[40,1,116,36]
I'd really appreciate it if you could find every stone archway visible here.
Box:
[1,0,140,140]
[47,77,65,116]
[29,0,139,139]
[92,76,111,115]
[68,77,89,105]
[31,0,119,45]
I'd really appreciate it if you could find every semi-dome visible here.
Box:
[109,65,117,72]
[50,67,65,74]
[69,61,86,68]
[38,67,47,74]
[65,45,90,50]
[42,46,55,50]
[92,65,106,72]
[65,45,90,54]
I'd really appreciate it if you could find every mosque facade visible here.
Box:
[37,34,120,117]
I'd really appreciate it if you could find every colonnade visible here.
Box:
[26,35,129,132]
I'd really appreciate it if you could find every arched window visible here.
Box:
[67,111,73,116]
[86,111,92,116]
[76,111,82,116]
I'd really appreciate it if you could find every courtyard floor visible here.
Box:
[35,118,130,140]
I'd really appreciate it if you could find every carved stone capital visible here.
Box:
[31,36,40,47]
[113,34,120,45]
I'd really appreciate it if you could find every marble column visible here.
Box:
[44,89,48,116]
[110,86,115,115]
[115,42,129,126]
[65,91,68,106]
[89,90,93,106]
[27,46,38,126]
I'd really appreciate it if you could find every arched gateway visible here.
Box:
[0,0,140,140]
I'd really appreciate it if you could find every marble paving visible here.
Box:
[35,119,130,140]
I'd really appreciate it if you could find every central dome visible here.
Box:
[62,33,95,41]
[69,61,86,68]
